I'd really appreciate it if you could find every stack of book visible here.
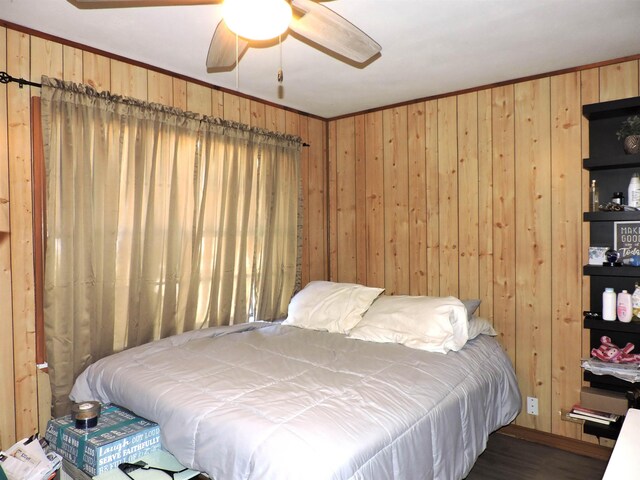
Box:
[568,404,620,425]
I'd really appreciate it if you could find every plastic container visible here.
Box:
[629,173,640,208]
[617,289,632,322]
[633,283,640,320]
[602,288,617,321]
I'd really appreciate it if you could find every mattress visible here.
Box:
[70,322,521,480]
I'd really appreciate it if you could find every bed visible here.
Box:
[70,283,521,480]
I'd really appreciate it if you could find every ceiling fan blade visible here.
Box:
[68,0,217,8]
[289,0,381,64]
[206,20,250,70]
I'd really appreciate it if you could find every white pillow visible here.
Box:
[282,281,384,334]
[347,295,469,353]
[468,317,497,339]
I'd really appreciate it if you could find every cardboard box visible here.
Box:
[45,404,161,476]
[580,387,629,416]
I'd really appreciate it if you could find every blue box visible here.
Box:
[45,404,161,476]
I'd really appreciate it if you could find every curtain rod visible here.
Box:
[0,71,309,146]
[0,71,42,88]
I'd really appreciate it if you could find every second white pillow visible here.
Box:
[348,295,469,353]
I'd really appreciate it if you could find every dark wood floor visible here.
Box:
[465,433,609,479]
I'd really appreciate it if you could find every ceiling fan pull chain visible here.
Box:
[277,34,283,83]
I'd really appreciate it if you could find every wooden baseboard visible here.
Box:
[498,425,613,462]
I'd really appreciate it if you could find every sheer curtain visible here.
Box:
[40,77,302,416]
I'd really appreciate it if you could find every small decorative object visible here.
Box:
[612,191,625,204]
[588,246,609,265]
[614,221,640,263]
[591,336,640,363]
[616,115,640,154]
[604,247,621,266]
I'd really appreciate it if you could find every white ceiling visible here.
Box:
[2,0,640,118]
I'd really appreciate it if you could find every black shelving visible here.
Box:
[583,211,640,221]
[583,154,640,171]
[584,317,640,333]
[583,96,640,121]
[581,96,640,441]
[583,418,623,440]
[583,265,640,277]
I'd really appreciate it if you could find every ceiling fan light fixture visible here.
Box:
[222,0,292,41]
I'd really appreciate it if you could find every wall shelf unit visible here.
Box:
[582,95,640,441]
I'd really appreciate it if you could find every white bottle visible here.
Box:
[628,173,640,208]
[617,290,632,323]
[632,283,640,320]
[602,288,617,321]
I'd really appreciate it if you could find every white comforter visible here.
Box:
[70,323,521,480]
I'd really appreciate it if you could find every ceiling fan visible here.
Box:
[67,0,382,72]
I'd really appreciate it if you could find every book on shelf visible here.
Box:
[567,412,612,425]
[569,404,620,424]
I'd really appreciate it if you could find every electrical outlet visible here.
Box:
[527,396,539,416]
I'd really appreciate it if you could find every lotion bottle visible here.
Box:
[617,289,632,323]
[602,288,617,321]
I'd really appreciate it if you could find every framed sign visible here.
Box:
[614,221,640,262]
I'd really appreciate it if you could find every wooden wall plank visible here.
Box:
[407,102,427,295]
[239,97,250,125]
[550,72,582,439]
[0,25,17,451]
[211,89,224,118]
[223,92,241,122]
[424,100,440,296]
[580,67,600,444]
[383,107,410,294]
[250,100,266,129]
[110,60,147,99]
[307,117,327,282]
[147,71,173,105]
[457,92,479,301]
[491,85,516,359]
[7,28,38,440]
[335,117,357,283]
[82,52,110,91]
[327,120,338,280]
[364,111,385,288]
[354,114,368,285]
[265,104,286,134]
[437,97,459,297]
[477,89,494,320]
[30,37,62,88]
[514,78,552,431]
[62,46,83,83]
[172,79,187,111]
[599,60,639,101]
[186,82,212,115]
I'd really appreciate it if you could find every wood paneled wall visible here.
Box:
[2,20,640,452]
[327,60,640,441]
[0,25,328,449]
